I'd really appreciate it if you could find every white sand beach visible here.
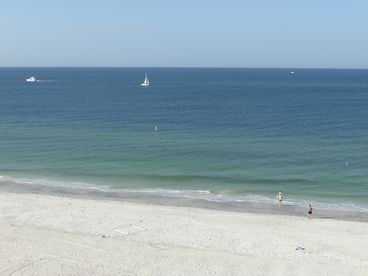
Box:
[0,192,367,275]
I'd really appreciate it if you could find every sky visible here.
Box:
[1,0,367,68]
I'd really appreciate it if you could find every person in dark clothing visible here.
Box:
[308,204,313,219]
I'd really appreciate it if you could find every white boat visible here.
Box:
[26,76,36,82]
[141,74,150,86]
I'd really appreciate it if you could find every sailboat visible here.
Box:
[141,73,150,87]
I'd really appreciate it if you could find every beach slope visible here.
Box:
[0,192,367,275]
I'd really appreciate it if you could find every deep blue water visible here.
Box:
[0,68,367,210]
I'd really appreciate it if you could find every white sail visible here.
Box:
[141,73,150,86]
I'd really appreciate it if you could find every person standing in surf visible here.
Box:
[276,191,283,207]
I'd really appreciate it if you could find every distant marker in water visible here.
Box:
[290,71,295,74]
[345,162,349,166]
[155,126,158,131]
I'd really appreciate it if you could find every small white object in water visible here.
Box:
[346,162,349,166]
[141,73,150,86]
[290,71,295,74]
[155,126,158,131]
[26,76,36,82]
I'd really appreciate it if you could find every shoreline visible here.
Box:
[1,177,368,222]
[0,191,367,275]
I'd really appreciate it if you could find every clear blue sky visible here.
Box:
[1,0,367,68]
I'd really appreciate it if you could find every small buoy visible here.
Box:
[345,162,349,166]
[291,71,295,74]
[154,126,158,131]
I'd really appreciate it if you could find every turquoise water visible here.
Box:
[0,68,367,211]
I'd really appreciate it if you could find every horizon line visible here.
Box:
[0,66,368,70]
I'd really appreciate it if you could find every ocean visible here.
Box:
[0,68,367,213]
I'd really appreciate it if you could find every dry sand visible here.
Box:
[0,192,367,275]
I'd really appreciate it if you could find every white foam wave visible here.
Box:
[1,175,368,213]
